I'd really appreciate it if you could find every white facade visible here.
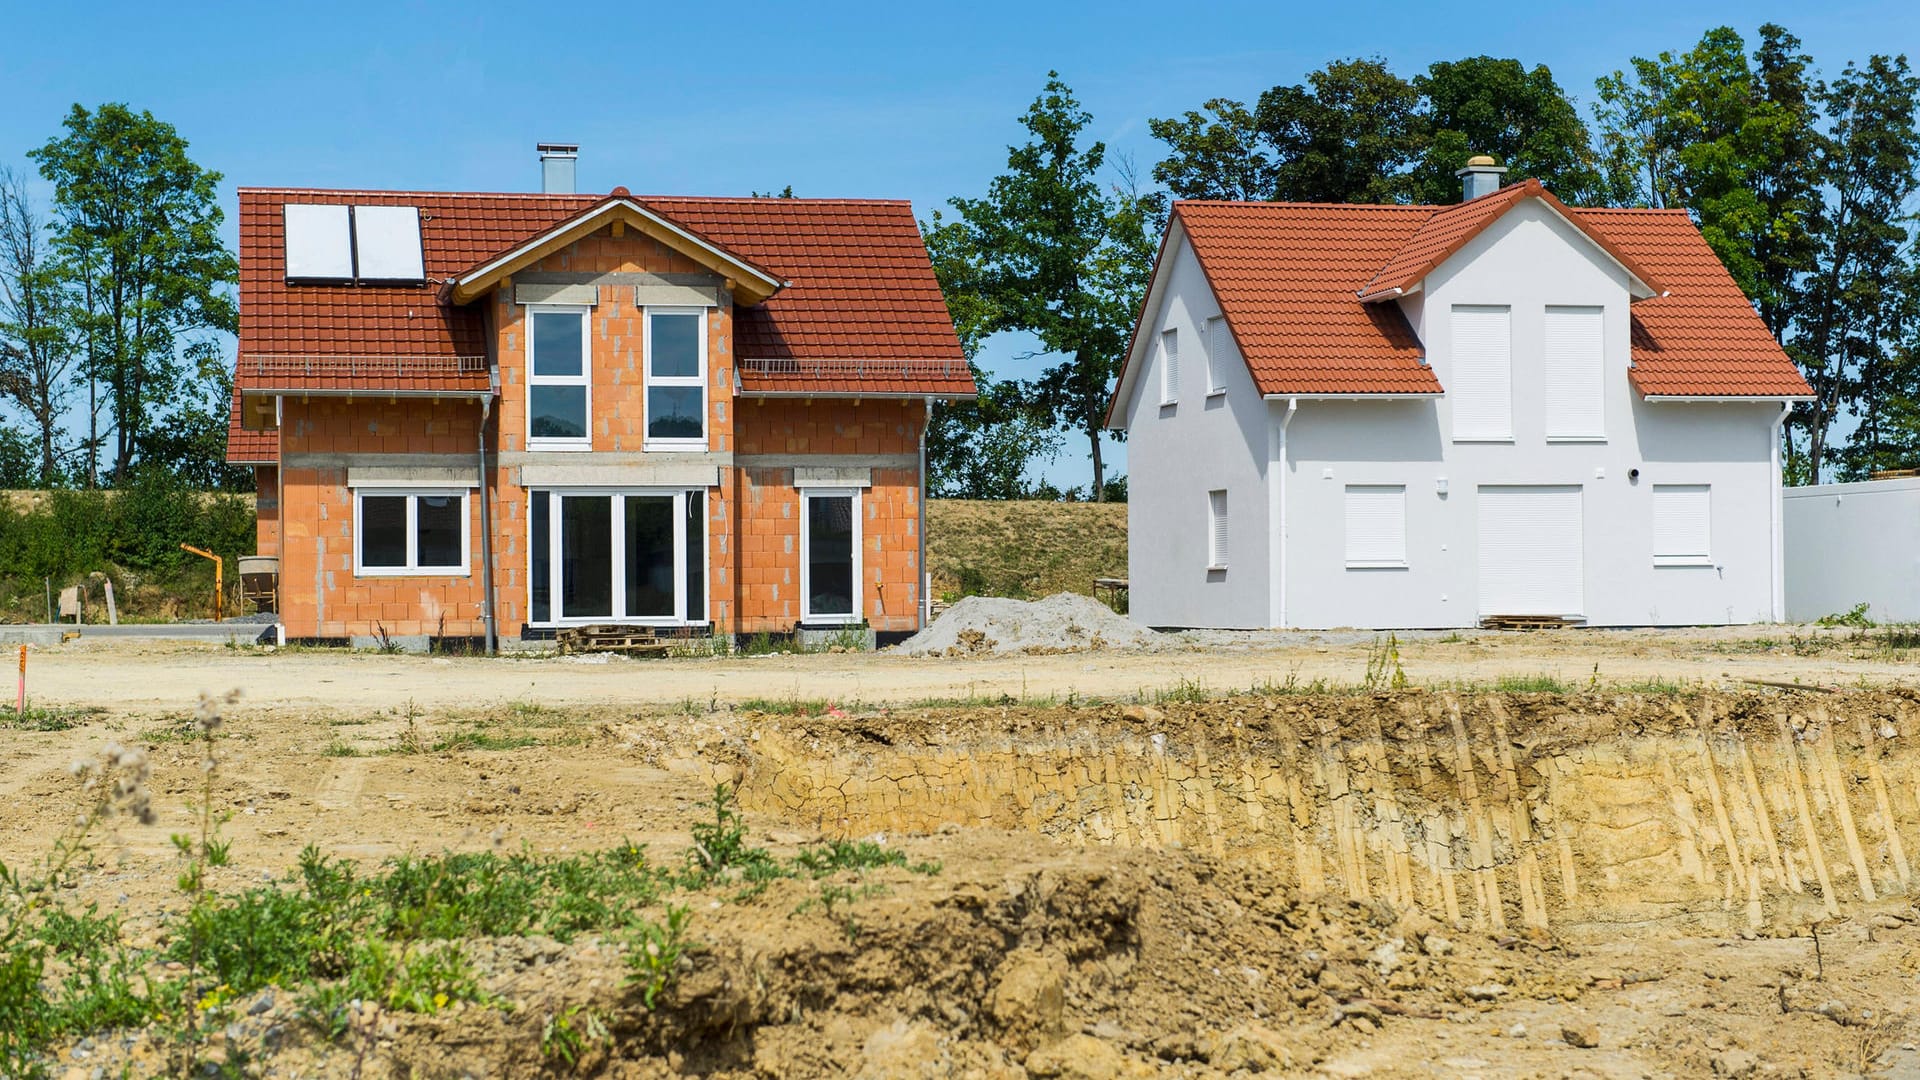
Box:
[1784,477,1920,622]
[1117,201,1790,629]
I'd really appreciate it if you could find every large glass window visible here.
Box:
[527,489,709,625]
[355,491,469,575]
[645,310,706,446]
[802,490,859,623]
[528,306,589,447]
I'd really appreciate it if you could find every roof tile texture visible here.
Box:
[1174,187,1809,399]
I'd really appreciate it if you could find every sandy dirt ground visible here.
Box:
[7,630,1920,1077]
[14,624,1916,716]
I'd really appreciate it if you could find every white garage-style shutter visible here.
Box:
[1652,484,1712,564]
[1450,305,1512,440]
[1477,485,1584,616]
[1160,328,1180,405]
[1208,317,1230,394]
[1207,489,1228,568]
[1544,306,1605,439]
[1344,485,1407,567]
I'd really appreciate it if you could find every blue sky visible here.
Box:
[4,0,1914,486]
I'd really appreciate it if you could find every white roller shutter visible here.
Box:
[1207,489,1228,568]
[1451,305,1512,440]
[1208,317,1230,394]
[1344,485,1407,566]
[1544,306,1604,438]
[1477,485,1584,616]
[1652,484,1712,564]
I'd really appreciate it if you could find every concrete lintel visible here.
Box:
[517,462,721,488]
[735,453,917,471]
[285,452,476,472]
[794,465,872,488]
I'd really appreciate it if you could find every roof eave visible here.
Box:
[736,390,978,401]
[1260,391,1444,401]
[1640,393,1815,403]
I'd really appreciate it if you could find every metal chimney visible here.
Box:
[538,143,578,194]
[1456,154,1507,201]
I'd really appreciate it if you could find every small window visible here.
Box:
[1207,489,1228,569]
[1652,484,1712,565]
[356,491,469,575]
[646,309,707,448]
[528,306,590,449]
[1207,317,1230,395]
[1160,328,1180,406]
[1345,485,1408,568]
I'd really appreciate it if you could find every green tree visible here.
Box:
[0,168,76,485]
[30,103,236,484]
[1256,58,1424,203]
[1148,98,1278,201]
[1411,57,1611,204]
[942,74,1161,500]
[1798,55,1920,480]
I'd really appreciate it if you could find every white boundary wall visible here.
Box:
[1784,477,1920,623]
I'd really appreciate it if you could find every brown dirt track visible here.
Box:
[8,629,1920,1077]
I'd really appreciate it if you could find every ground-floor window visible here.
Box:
[354,490,470,576]
[528,488,706,625]
[801,488,860,623]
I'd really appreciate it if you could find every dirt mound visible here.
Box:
[898,592,1160,656]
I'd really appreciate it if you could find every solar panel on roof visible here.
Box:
[283,204,353,281]
[351,205,425,283]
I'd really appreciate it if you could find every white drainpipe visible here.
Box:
[1770,401,1792,622]
[1268,397,1299,628]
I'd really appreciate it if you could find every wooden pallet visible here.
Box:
[1479,615,1581,631]
[555,624,675,656]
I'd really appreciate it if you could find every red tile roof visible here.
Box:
[226,386,277,465]
[1175,201,1444,397]
[1117,185,1809,413]
[229,189,972,462]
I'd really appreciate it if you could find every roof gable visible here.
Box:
[447,192,786,305]
[1359,180,1664,302]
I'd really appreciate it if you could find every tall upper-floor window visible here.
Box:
[1450,305,1511,441]
[1159,328,1180,406]
[1544,306,1605,440]
[646,308,707,449]
[527,305,590,450]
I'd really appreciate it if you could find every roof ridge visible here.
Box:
[238,187,910,206]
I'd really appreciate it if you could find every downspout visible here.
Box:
[478,395,498,655]
[919,397,932,630]
[1267,398,1298,628]
[1769,401,1791,622]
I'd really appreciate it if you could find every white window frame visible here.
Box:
[800,487,863,624]
[353,489,471,577]
[1206,489,1228,570]
[1344,484,1409,569]
[1159,327,1180,406]
[526,304,592,452]
[526,487,709,627]
[1450,304,1513,443]
[643,306,709,451]
[1652,483,1713,567]
[1206,316,1229,397]
[1543,305,1606,442]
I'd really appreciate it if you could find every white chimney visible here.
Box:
[1456,155,1507,201]
[538,143,578,194]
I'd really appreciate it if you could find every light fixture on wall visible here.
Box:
[1628,468,1641,484]
[1435,477,1449,497]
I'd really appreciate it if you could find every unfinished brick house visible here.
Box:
[227,146,973,649]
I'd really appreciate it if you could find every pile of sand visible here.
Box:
[898,592,1161,656]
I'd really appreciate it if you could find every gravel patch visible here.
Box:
[898,593,1162,656]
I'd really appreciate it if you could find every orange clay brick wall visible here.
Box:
[253,466,280,558]
[493,225,735,455]
[733,400,927,633]
[277,398,487,638]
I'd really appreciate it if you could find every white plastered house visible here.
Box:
[1106,161,1814,630]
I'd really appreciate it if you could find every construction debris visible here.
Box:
[898,592,1160,656]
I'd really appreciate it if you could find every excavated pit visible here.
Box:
[732,689,1920,935]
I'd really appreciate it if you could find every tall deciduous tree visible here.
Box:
[1256,58,1424,203]
[0,168,75,485]
[942,74,1162,500]
[30,104,236,483]
[1412,57,1611,204]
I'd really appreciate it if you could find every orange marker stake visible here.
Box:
[15,644,24,716]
